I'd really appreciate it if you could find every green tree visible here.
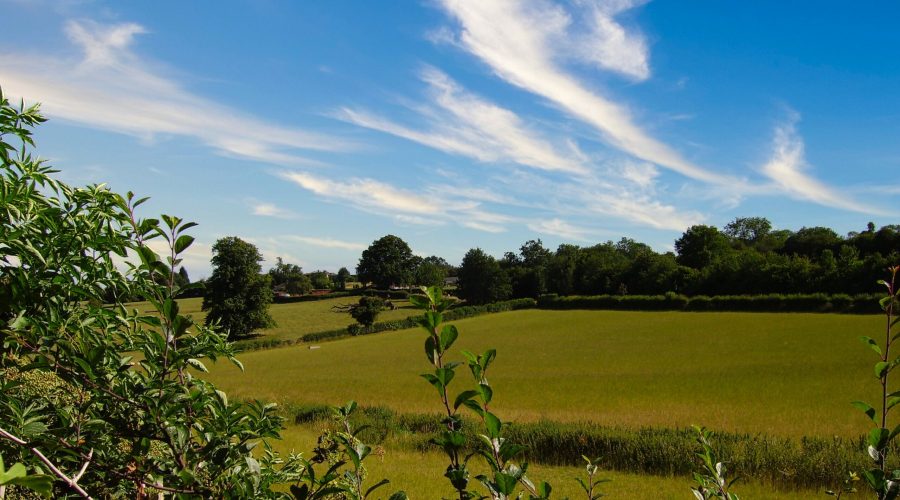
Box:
[308,270,333,290]
[269,257,312,295]
[349,295,385,328]
[413,256,449,287]
[336,267,352,290]
[723,216,772,245]
[675,225,731,269]
[357,235,415,289]
[457,248,511,305]
[203,236,275,339]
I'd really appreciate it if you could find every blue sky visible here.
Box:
[2,0,898,278]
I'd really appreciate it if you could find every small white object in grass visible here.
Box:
[308,345,321,350]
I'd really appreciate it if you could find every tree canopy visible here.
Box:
[203,236,275,339]
[457,248,511,305]
[356,235,415,289]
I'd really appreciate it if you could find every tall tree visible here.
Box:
[357,235,415,289]
[203,236,275,339]
[457,248,511,305]
[336,266,352,290]
[675,225,731,269]
[723,216,772,245]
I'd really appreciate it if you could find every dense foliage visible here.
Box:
[269,257,313,296]
[356,235,415,289]
[203,236,275,339]
[457,248,512,305]
[0,91,292,497]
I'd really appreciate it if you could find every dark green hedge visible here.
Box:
[537,292,882,314]
[234,298,537,351]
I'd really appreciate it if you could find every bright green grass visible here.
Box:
[128,296,419,342]
[203,309,882,437]
[272,424,817,499]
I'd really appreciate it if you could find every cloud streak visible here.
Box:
[435,0,729,184]
[336,67,587,174]
[760,114,885,214]
[0,19,352,166]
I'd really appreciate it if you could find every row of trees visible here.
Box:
[200,220,900,338]
[453,220,899,305]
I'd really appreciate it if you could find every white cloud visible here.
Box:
[336,67,587,174]
[280,170,443,215]
[251,202,297,219]
[284,235,366,251]
[435,0,729,184]
[0,19,352,167]
[279,170,516,233]
[572,0,651,80]
[528,218,591,240]
[760,114,884,214]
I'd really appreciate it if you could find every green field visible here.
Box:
[272,424,816,499]
[203,308,881,438]
[129,295,420,343]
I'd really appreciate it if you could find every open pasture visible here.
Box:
[204,309,882,438]
[129,295,418,342]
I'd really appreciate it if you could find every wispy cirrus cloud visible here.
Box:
[571,0,651,80]
[335,66,587,175]
[760,113,886,214]
[527,218,591,240]
[0,19,352,166]
[279,169,515,233]
[283,235,366,251]
[250,201,298,219]
[434,0,729,184]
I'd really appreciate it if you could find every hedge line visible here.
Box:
[284,403,886,490]
[537,292,883,314]
[273,291,351,303]
[342,297,537,337]
[234,298,537,351]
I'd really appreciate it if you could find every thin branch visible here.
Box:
[0,426,93,499]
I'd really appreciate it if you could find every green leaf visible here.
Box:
[7,474,53,498]
[365,478,390,498]
[454,390,480,410]
[862,336,884,356]
[852,400,878,423]
[484,411,501,438]
[869,427,891,451]
[425,336,438,364]
[876,361,891,379]
[409,294,429,310]
[478,383,493,405]
[174,234,195,254]
[186,358,208,373]
[440,324,459,351]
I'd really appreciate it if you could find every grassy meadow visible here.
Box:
[129,295,420,343]
[203,308,881,438]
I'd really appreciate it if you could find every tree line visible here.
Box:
[456,218,899,304]
[200,219,900,338]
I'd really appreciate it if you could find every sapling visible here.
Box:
[853,266,900,499]
[412,286,553,500]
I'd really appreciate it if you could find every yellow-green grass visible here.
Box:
[127,296,419,342]
[204,309,882,438]
[271,424,816,499]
